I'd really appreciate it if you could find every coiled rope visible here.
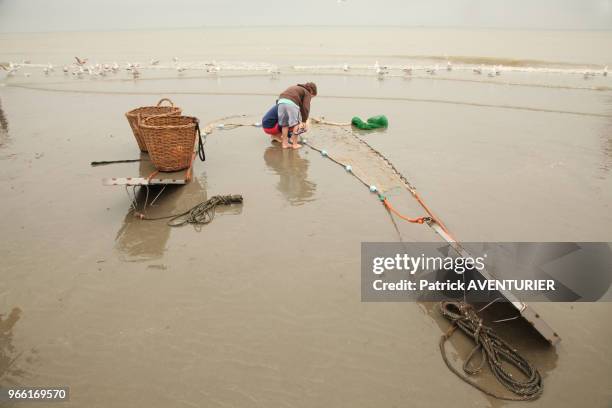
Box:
[135,194,243,229]
[438,301,543,401]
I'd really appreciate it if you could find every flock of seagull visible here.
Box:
[0,56,230,79]
[0,57,609,81]
[315,60,609,80]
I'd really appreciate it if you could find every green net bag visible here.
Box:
[351,115,388,130]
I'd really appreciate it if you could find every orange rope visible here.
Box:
[147,170,159,182]
[411,191,452,236]
[383,196,456,242]
[185,152,197,182]
[382,198,426,224]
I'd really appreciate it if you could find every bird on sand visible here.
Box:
[75,56,88,66]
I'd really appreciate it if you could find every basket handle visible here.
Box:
[196,120,206,162]
[156,98,174,107]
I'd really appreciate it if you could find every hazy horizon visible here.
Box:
[0,0,611,33]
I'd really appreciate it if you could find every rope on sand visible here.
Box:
[311,116,351,126]
[439,301,543,401]
[135,194,243,229]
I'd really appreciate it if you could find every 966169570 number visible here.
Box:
[1,387,69,402]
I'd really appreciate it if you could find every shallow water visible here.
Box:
[1,28,612,407]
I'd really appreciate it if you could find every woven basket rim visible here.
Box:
[126,106,180,118]
[141,115,199,130]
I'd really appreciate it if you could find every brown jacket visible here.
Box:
[278,82,317,121]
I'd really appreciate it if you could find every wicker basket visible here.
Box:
[125,98,181,152]
[140,115,199,172]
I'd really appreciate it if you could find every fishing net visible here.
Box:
[307,124,402,194]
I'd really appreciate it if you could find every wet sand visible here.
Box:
[1,27,612,408]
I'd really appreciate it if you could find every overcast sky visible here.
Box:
[0,0,611,33]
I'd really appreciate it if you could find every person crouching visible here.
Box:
[276,82,317,149]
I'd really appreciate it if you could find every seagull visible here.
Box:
[24,72,31,77]
[267,67,280,78]
[473,66,483,74]
[604,66,608,77]
[173,56,179,63]
[150,59,160,65]
[425,66,437,75]
[43,67,49,75]
[495,66,501,76]
[343,63,350,72]
[446,61,452,71]
[487,71,495,77]
[75,56,88,66]
[403,66,413,75]
[374,61,388,77]
[176,66,186,74]
[583,71,591,79]
[4,62,18,76]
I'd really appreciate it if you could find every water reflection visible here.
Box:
[0,97,9,148]
[263,146,316,205]
[115,176,207,261]
[0,307,24,383]
[599,116,612,178]
[597,98,612,178]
